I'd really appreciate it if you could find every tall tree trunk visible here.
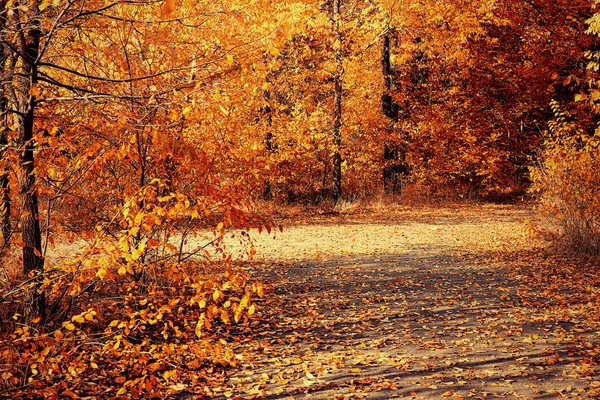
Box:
[382,33,405,193]
[14,4,45,320]
[331,0,343,203]
[382,35,398,121]
[0,1,10,247]
[0,97,10,247]
[263,89,273,200]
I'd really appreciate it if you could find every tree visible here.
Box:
[381,31,406,193]
[331,0,343,202]
[0,11,9,247]
[0,0,277,319]
[0,0,45,318]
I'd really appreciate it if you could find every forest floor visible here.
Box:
[203,203,600,399]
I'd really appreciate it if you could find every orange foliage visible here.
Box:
[0,0,599,397]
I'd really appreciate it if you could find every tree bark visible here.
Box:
[382,33,406,193]
[263,89,273,200]
[0,96,10,248]
[13,3,46,320]
[0,1,10,247]
[331,0,343,203]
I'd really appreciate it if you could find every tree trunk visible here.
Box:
[382,33,406,193]
[263,89,273,200]
[0,97,10,247]
[0,2,10,247]
[15,5,45,321]
[331,0,343,203]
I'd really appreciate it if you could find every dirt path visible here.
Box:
[211,204,600,399]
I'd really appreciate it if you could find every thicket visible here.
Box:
[532,101,600,256]
[531,3,600,257]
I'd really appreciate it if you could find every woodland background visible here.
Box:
[1,0,600,398]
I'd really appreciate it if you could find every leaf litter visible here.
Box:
[214,204,600,399]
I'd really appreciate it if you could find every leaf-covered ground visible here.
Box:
[203,204,600,399]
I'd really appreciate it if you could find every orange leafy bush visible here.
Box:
[0,179,266,398]
[531,101,600,256]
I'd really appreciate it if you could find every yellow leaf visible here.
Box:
[96,268,107,280]
[248,304,256,316]
[218,105,230,116]
[195,318,203,338]
[134,212,145,226]
[269,47,280,57]
[118,240,129,252]
[84,313,95,321]
[256,282,264,298]
[138,239,147,254]
[131,248,141,261]
[442,391,453,397]
[63,323,75,331]
[240,294,249,308]
[72,315,85,323]
[216,222,224,232]
[118,266,127,276]
[39,0,50,11]
[226,54,234,66]
[213,289,222,302]
[129,226,140,237]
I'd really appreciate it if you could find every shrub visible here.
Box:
[531,101,600,256]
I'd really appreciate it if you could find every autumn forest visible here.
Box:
[1,0,600,398]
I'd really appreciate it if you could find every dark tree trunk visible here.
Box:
[382,35,399,121]
[15,7,45,320]
[331,0,343,203]
[382,33,406,193]
[0,2,10,247]
[0,97,9,247]
[263,89,273,200]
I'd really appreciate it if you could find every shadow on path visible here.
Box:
[216,221,600,399]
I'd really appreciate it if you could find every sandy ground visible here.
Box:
[202,204,600,399]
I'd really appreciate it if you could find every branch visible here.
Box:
[38,60,190,83]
